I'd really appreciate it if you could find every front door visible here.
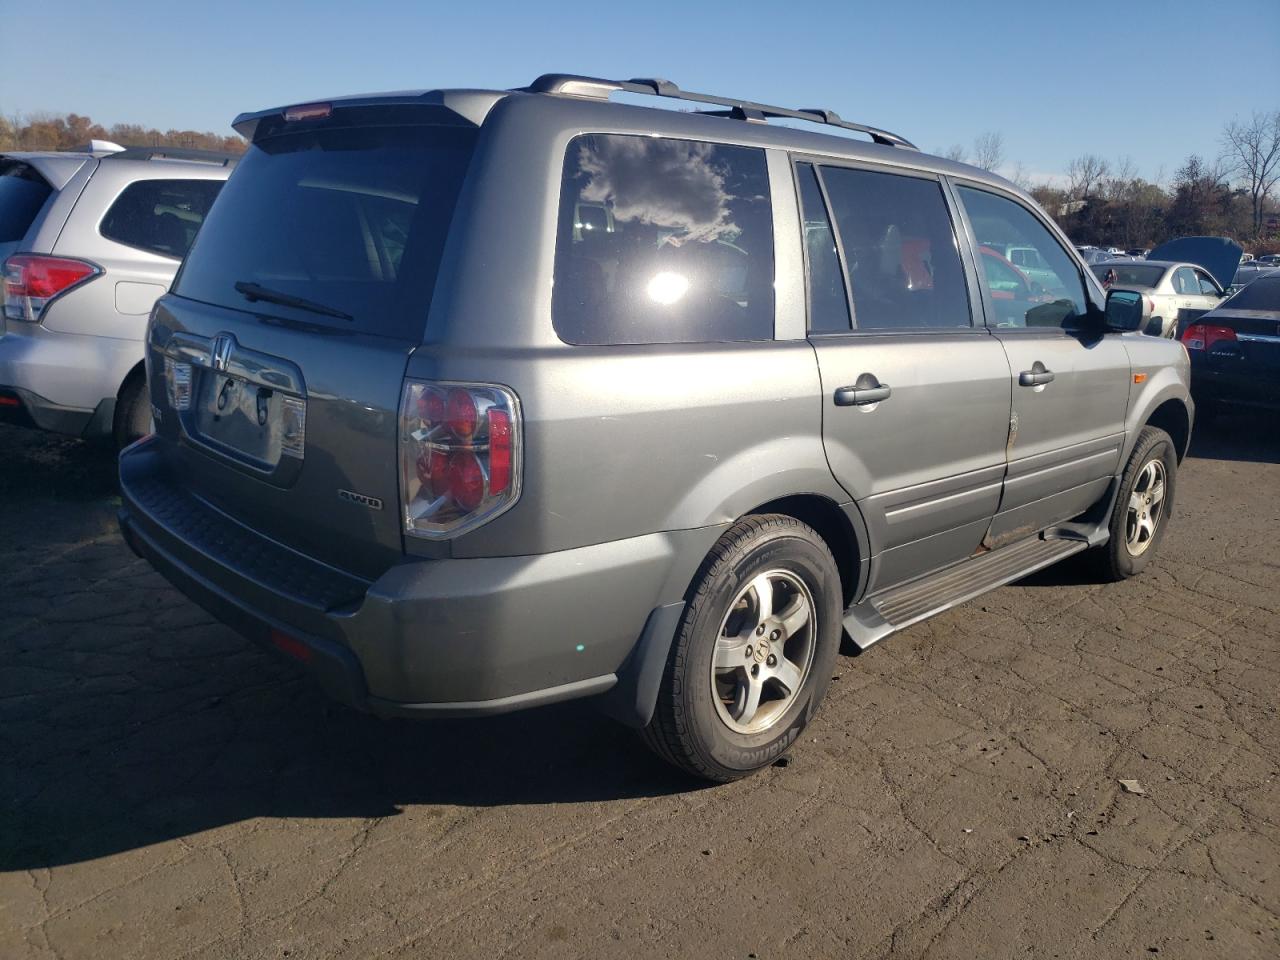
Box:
[796,161,1011,594]
[954,183,1131,544]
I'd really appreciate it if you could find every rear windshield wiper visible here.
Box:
[234,281,353,321]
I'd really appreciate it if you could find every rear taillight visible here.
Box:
[2,254,100,323]
[399,380,521,539]
[1181,323,1237,352]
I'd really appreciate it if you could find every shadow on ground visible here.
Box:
[2,405,1274,872]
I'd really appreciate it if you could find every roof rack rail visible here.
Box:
[522,73,917,150]
[104,146,239,166]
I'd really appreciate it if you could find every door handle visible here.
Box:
[1018,368,1055,387]
[834,383,892,406]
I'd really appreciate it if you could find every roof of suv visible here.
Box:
[230,72,1021,197]
[3,147,238,190]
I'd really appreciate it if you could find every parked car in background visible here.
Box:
[1092,259,1225,338]
[0,143,234,446]
[1182,272,1279,416]
[1125,249,1149,258]
[117,73,1193,781]
[1229,262,1280,295]
[1076,246,1115,265]
[978,242,1063,292]
[1256,254,1280,266]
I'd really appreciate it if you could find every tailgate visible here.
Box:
[147,106,478,580]
[150,296,413,579]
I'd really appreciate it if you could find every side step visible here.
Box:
[843,536,1089,651]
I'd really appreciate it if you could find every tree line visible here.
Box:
[5,108,1277,252]
[0,110,246,155]
[946,112,1280,254]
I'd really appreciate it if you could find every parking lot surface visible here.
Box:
[1,417,1277,960]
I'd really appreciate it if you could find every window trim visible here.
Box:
[791,155,981,338]
[947,177,1098,335]
[97,178,222,262]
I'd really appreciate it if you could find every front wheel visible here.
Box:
[641,515,843,782]
[1091,425,1177,581]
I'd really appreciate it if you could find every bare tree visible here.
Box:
[942,143,968,164]
[1008,161,1034,192]
[1103,155,1139,201]
[1066,154,1110,201]
[972,131,1004,172]
[1221,111,1280,236]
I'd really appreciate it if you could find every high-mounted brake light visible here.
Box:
[399,381,521,539]
[283,102,332,122]
[2,254,100,323]
[1181,323,1237,352]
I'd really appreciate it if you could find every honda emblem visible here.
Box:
[211,334,234,373]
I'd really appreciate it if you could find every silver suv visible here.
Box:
[0,144,233,446]
[118,75,1193,781]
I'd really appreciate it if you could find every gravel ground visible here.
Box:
[1,414,1277,960]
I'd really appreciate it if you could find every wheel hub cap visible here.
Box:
[1125,458,1167,557]
[710,569,817,735]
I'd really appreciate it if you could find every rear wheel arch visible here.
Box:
[746,494,865,609]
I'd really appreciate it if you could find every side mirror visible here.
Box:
[1103,289,1144,332]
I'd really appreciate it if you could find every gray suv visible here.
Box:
[117,75,1193,781]
[0,145,232,446]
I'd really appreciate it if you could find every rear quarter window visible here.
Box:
[0,161,53,243]
[553,134,774,345]
[100,179,224,259]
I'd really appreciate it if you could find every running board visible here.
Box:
[843,536,1088,651]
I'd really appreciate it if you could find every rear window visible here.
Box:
[1221,275,1280,310]
[0,161,53,243]
[100,179,223,259]
[1091,263,1165,287]
[553,134,774,345]
[175,123,475,339]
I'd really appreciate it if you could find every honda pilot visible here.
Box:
[118,75,1194,781]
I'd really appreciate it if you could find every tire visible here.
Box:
[641,514,843,782]
[113,375,152,449]
[1091,425,1177,581]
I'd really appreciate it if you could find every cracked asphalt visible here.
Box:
[1,414,1277,960]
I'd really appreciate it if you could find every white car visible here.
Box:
[1091,237,1241,338]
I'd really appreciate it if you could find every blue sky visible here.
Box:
[2,0,1276,185]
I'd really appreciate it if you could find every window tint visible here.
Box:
[100,179,223,259]
[175,124,475,339]
[553,134,774,345]
[958,185,1086,329]
[1196,271,1220,296]
[819,166,970,331]
[796,162,849,333]
[0,161,52,243]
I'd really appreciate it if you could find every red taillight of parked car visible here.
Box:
[2,254,100,323]
[1181,323,1237,352]
[399,380,521,539]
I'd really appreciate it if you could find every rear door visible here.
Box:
[149,107,477,580]
[800,161,1011,594]
[952,183,1129,543]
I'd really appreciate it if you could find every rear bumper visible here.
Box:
[0,325,139,437]
[0,383,114,437]
[1189,355,1280,411]
[118,437,713,717]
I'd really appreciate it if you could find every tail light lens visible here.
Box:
[1181,323,1237,352]
[399,380,521,539]
[3,254,101,323]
